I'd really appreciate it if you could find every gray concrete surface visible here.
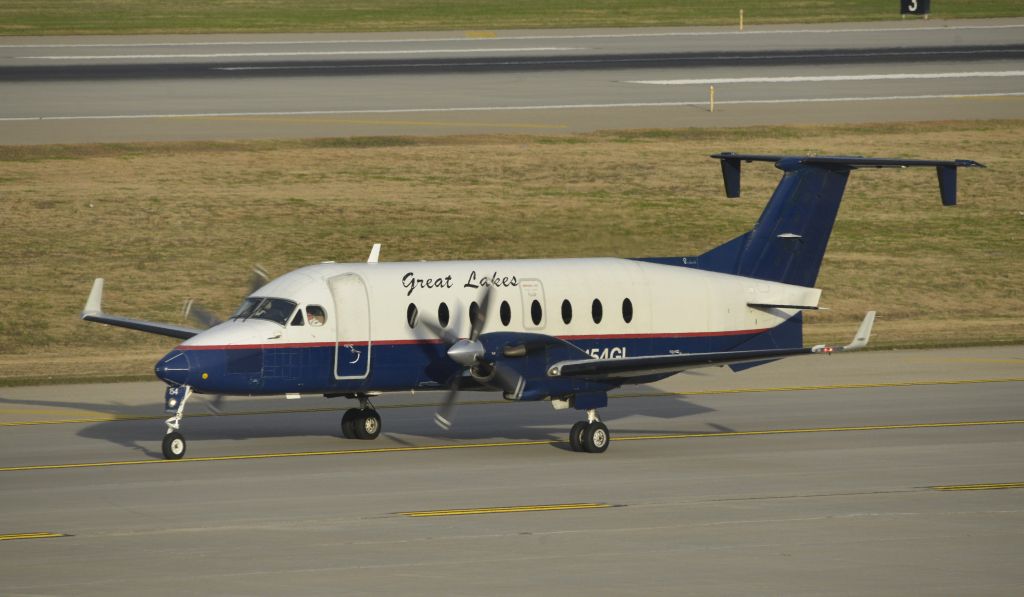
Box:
[1,345,1022,595]
[2,19,1023,143]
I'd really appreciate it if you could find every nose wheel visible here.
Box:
[569,410,610,453]
[162,431,186,460]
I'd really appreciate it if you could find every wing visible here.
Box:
[549,312,875,382]
[81,278,202,340]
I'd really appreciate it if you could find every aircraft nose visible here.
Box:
[155,350,191,386]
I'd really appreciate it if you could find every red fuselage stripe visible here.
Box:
[176,328,772,351]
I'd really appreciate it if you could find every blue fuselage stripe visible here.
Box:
[160,324,799,397]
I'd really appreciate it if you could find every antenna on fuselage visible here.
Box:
[367,243,381,264]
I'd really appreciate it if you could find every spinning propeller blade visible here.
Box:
[434,376,461,431]
[249,264,271,295]
[181,298,223,329]
[419,286,515,430]
[182,264,274,329]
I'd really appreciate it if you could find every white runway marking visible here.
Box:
[2,92,1021,122]
[23,47,579,60]
[1,23,1021,49]
[630,71,1024,85]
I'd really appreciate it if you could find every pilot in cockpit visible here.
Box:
[307,306,326,327]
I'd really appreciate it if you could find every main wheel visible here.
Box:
[162,431,186,460]
[569,421,588,452]
[354,410,381,440]
[583,422,609,454]
[341,408,360,439]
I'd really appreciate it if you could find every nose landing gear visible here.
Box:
[162,385,193,460]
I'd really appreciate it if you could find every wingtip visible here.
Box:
[82,278,104,317]
[844,311,876,351]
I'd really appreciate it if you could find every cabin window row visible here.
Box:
[406,298,634,329]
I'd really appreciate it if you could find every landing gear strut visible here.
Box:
[569,409,609,453]
[341,396,381,440]
[162,385,192,460]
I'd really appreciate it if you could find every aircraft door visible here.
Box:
[329,274,371,380]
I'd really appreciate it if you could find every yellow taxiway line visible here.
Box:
[1,419,1020,474]
[931,482,1024,491]
[3,377,1022,428]
[398,503,610,517]
[0,532,67,541]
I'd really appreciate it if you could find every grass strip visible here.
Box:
[1,120,1022,385]
[1,1,1021,36]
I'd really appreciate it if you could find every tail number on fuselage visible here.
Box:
[586,347,627,359]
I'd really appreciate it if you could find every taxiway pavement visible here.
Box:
[2,18,1023,143]
[1,345,1022,595]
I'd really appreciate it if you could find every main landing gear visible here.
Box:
[340,396,381,440]
[568,409,609,453]
[162,385,193,460]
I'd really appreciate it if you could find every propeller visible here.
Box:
[248,264,270,295]
[205,393,227,415]
[182,264,271,329]
[181,298,223,328]
[420,286,525,430]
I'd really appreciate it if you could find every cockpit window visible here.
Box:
[306,305,327,327]
[290,311,305,326]
[232,297,297,326]
[232,297,260,319]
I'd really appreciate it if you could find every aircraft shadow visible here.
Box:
[2,392,719,458]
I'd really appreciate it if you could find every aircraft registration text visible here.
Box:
[586,347,627,359]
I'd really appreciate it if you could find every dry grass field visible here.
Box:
[1,1,1018,36]
[1,120,1022,385]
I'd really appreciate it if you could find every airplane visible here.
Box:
[81,152,983,460]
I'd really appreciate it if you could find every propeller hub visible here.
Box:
[447,339,484,367]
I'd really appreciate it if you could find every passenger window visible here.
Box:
[622,298,633,324]
[592,299,603,324]
[290,311,305,326]
[531,300,543,326]
[561,299,572,324]
[306,305,327,327]
[500,300,512,326]
[469,301,480,326]
[407,303,418,328]
[438,302,450,327]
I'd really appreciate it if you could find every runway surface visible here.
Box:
[2,18,1024,144]
[2,345,1022,594]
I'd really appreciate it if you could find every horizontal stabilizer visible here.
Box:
[711,153,984,206]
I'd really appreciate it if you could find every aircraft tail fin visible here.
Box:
[681,154,984,287]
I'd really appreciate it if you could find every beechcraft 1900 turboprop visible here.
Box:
[82,153,982,460]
